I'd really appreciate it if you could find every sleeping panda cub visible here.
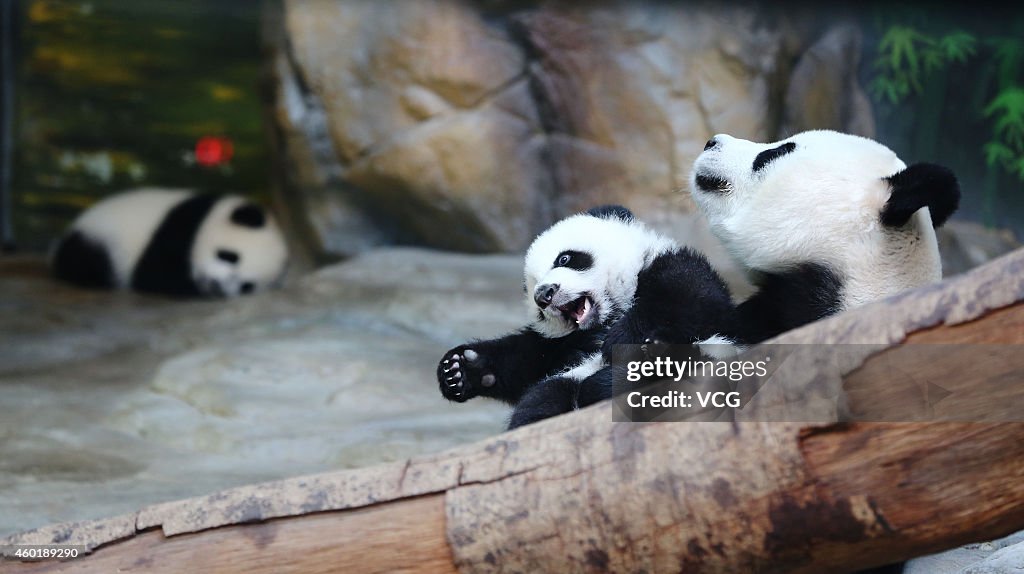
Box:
[437,205,734,429]
[691,129,960,344]
[51,188,289,297]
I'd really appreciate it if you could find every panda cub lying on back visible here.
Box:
[51,188,289,297]
[437,205,733,429]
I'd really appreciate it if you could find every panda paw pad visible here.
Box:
[438,347,493,402]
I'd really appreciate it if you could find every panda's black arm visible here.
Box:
[881,162,960,228]
[601,248,735,360]
[732,263,843,344]
[437,328,601,405]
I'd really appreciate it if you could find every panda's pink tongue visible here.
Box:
[573,297,592,324]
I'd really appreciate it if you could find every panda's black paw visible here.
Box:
[437,347,495,403]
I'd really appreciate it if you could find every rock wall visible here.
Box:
[266,0,874,257]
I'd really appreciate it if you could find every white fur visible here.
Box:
[690,130,942,311]
[697,335,741,359]
[523,212,676,338]
[559,352,606,383]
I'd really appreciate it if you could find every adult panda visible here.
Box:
[437,205,734,429]
[690,129,960,345]
[51,188,289,297]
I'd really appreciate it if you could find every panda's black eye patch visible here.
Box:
[553,250,593,271]
[240,282,255,294]
[752,142,796,173]
[217,249,240,264]
[230,203,266,228]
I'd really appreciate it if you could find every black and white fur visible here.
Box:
[691,129,960,344]
[437,205,734,428]
[51,188,289,297]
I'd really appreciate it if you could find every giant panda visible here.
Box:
[51,188,289,297]
[436,205,734,428]
[689,129,960,344]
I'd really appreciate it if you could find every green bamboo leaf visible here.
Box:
[892,81,906,104]
[939,31,977,63]
[991,37,1024,88]
[870,76,905,105]
[881,26,925,72]
[990,119,1024,149]
[894,77,912,101]
[987,89,1024,146]
[984,88,1024,122]
[923,48,944,73]
[983,141,1014,167]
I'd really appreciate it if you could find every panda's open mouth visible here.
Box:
[695,173,731,194]
[557,295,596,328]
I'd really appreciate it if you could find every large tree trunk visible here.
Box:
[5,248,1024,574]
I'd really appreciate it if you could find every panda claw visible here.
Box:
[438,348,484,401]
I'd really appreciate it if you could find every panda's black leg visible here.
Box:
[437,328,556,405]
[507,377,578,429]
[576,366,613,408]
[51,231,116,289]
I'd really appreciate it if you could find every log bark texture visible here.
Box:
[3,248,1024,573]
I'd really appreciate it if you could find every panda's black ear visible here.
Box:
[586,204,634,222]
[881,163,960,229]
[231,203,266,228]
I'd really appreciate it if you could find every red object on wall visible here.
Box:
[195,136,234,167]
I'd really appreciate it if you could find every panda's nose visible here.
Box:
[534,283,559,308]
[704,137,719,151]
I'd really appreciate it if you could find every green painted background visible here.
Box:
[12,0,268,250]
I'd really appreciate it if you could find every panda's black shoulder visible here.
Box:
[131,193,221,296]
[639,247,732,307]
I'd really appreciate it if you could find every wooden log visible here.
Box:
[3,248,1024,574]
[5,496,452,574]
